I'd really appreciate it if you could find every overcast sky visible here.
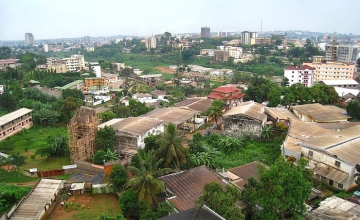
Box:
[0,0,358,41]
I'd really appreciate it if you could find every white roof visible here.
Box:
[334,87,360,97]
[321,80,359,85]
[98,118,124,129]
[138,74,162,78]
[0,108,32,127]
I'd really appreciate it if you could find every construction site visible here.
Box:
[68,106,99,163]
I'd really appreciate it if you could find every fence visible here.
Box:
[92,184,114,194]
[37,169,65,177]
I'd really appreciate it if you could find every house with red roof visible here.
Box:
[207,86,245,109]
[284,65,316,87]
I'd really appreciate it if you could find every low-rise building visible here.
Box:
[98,117,164,152]
[303,61,355,81]
[250,37,271,45]
[200,49,215,57]
[227,161,259,190]
[290,103,350,123]
[319,79,359,88]
[47,55,85,73]
[84,77,108,87]
[135,74,163,86]
[284,65,316,87]
[207,86,245,109]
[222,101,267,140]
[0,108,33,141]
[214,50,229,62]
[0,59,18,70]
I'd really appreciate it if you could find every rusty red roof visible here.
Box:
[213,86,241,94]
[159,166,226,211]
[228,161,259,189]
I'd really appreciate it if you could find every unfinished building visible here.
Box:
[68,106,99,163]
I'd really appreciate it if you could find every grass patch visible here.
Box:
[0,169,38,183]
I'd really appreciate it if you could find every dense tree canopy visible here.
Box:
[110,164,129,192]
[96,126,116,151]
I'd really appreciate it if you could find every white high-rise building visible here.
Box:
[241,31,258,45]
[25,33,34,45]
[284,65,316,87]
[43,44,49,52]
[325,44,359,63]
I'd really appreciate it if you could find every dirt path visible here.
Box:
[156,66,176,74]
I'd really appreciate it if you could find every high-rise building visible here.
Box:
[218,31,228,37]
[325,44,359,63]
[283,65,316,87]
[201,27,210,38]
[241,31,258,45]
[303,61,355,81]
[145,37,156,50]
[43,44,49,52]
[84,36,91,44]
[25,33,34,46]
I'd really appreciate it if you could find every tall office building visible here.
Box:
[25,33,34,46]
[218,31,228,37]
[325,44,359,63]
[201,27,210,38]
[84,36,91,44]
[241,31,258,45]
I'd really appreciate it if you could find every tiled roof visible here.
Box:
[228,161,259,189]
[213,86,241,94]
[159,166,226,211]
[284,65,315,70]
[207,92,224,100]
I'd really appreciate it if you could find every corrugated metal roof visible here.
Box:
[313,163,348,183]
[160,166,226,212]
[223,101,266,122]
[173,97,213,112]
[321,79,359,85]
[228,161,259,189]
[311,122,360,130]
[265,107,299,121]
[60,80,84,89]
[106,117,163,136]
[141,107,196,125]
[291,103,350,122]
[0,108,32,127]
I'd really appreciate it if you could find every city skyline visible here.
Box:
[0,0,359,41]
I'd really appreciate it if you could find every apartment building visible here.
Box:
[325,44,359,63]
[0,108,33,141]
[84,77,108,87]
[284,65,316,87]
[47,55,85,73]
[241,31,258,45]
[225,47,242,59]
[145,37,156,50]
[250,37,271,45]
[303,61,355,81]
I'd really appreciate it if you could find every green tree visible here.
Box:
[196,182,244,220]
[267,88,281,107]
[92,150,107,165]
[98,111,116,123]
[62,89,85,100]
[280,77,289,87]
[9,152,27,177]
[0,46,11,59]
[208,105,223,127]
[119,189,149,219]
[126,150,172,206]
[0,91,17,112]
[346,101,360,120]
[144,134,161,152]
[155,123,189,169]
[97,213,126,220]
[110,164,129,192]
[35,134,68,158]
[261,125,274,142]
[60,96,82,119]
[96,126,116,151]
[242,157,312,219]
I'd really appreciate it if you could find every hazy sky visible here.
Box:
[0,0,358,41]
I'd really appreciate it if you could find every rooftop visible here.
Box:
[59,80,83,90]
[320,79,359,85]
[10,179,64,220]
[159,205,225,220]
[334,87,360,97]
[223,101,266,122]
[99,117,163,136]
[290,103,351,122]
[228,161,259,189]
[151,90,166,96]
[306,196,360,219]
[0,108,33,127]
[138,74,163,78]
[141,107,196,126]
[173,97,213,112]
[265,107,299,121]
[284,65,316,71]
[213,86,241,94]
[159,166,226,211]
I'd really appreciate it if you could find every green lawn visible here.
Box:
[0,126,71,176]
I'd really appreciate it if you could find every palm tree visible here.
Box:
[126,150,172,206]
[9,152,27,177]
[155,123,189,170]
[261,125,274,142]
[0,156,12,173]
[208,106,223,128]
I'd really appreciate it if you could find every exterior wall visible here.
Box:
[304,62,355,81]
[241,31,258,45]
[145,37,156,50]
[214,50,229,62]
[325,44,359,63]
[284,68,315,87]
[84,78,108,87]
[201,27,210,38]
[302,148,356,190]
[0,114,33,141]
[222,114,264,140]
[91,65,101,77]
[250,38,271,45]
[282,146,301,160]
[292,109,315,122]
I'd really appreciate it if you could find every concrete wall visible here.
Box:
[115,132,138,152]
[75,161,105,174]
[38,87,62,98]
[222,114,264,140]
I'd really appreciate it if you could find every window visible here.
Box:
[329,179,333,186]
[308,151,313,157]
[335,160,341,167]
[338,183,343,189]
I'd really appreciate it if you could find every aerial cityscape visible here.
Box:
[1,0,360,219]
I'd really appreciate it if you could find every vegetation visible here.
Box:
[96,126,116,151]
[346,100,360,120]
[110,164,129,192]
[196,182,244,220]
[0,183,31,215]
[242,157,312,219]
